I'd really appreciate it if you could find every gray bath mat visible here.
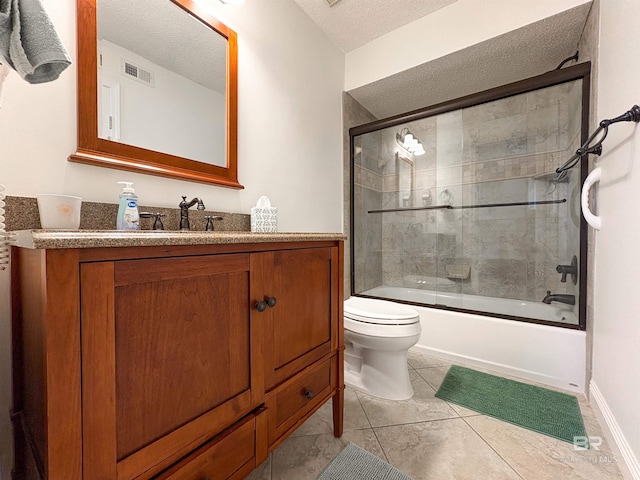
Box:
[317,442,414,480]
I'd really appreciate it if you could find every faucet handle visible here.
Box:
[140,212,165,230]
[555,255,578,284]
[556,265,569,283]
[204,215,223,231]
[151,213,165,231]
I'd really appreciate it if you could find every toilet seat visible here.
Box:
[344,297,419,325]
[345,316,421,338]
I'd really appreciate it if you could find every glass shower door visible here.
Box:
[350,68,587,328]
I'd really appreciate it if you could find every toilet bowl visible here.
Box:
[344,296,421,400]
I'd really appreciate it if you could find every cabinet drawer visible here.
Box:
[275,358,332,428]
[155,415,255,480]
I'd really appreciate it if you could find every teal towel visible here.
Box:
[0,0,71,83]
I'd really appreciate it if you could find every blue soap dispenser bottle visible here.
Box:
[116,181,140,230]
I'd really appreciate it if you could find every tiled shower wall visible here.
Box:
[352,129,383,293]
[353,79,583,306]
[344,92,378,296]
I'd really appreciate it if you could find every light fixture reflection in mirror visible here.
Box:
[396,127,425,156]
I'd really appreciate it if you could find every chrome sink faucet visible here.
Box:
[179,196,205,231]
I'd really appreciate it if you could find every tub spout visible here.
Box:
[542,290,575,305]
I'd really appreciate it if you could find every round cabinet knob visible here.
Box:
[303,389,314,400]
[255,301,268,312]
[266,296,277,308]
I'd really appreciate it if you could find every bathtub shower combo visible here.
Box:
[348,64,590,393]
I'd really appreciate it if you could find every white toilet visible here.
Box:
[344,296,421,400]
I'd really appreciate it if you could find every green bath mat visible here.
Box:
[435,365,587,445]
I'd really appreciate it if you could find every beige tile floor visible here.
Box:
[246,350,625,480]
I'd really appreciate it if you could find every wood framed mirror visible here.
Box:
[70,0,241,188]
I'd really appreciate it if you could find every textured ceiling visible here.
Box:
[97,0,591,119]
[97,0,227,93]
[293,0,459,52]
[347,3,592,119]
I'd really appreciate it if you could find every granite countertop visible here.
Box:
[10,230,346,249]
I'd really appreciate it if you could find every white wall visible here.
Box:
[0,0,344,477]
[345,0,591,91]
[592,0,640,476]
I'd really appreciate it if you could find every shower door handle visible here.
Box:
[581,167,601,230]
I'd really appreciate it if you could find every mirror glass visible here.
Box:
[396,153,414,208]
[97,0,227,166]
[71,0,240,188]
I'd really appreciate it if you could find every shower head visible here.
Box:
[551,170,569,183]
[532,170,569,184]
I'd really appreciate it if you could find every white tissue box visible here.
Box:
[251,195,278,232]
[251,206,277,232]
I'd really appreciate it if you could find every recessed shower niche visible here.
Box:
[350,63,590,329]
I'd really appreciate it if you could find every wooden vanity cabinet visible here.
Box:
[11,239,344,480]
[254,248,344,447]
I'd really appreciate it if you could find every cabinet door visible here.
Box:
[255,247,339,390]
[81,254,259,479]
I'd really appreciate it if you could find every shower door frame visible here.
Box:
[349,62,591,331]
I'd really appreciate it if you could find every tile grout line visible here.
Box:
[433,347,522,476]
[371,427,392,464]
[413,366,446,392]
[352,388,392,464]
[412,366,473,421]
[371,415,471,430]
[461,416,526,480]
[439,356,525,478]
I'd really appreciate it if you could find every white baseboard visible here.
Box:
[590,380,640,480]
